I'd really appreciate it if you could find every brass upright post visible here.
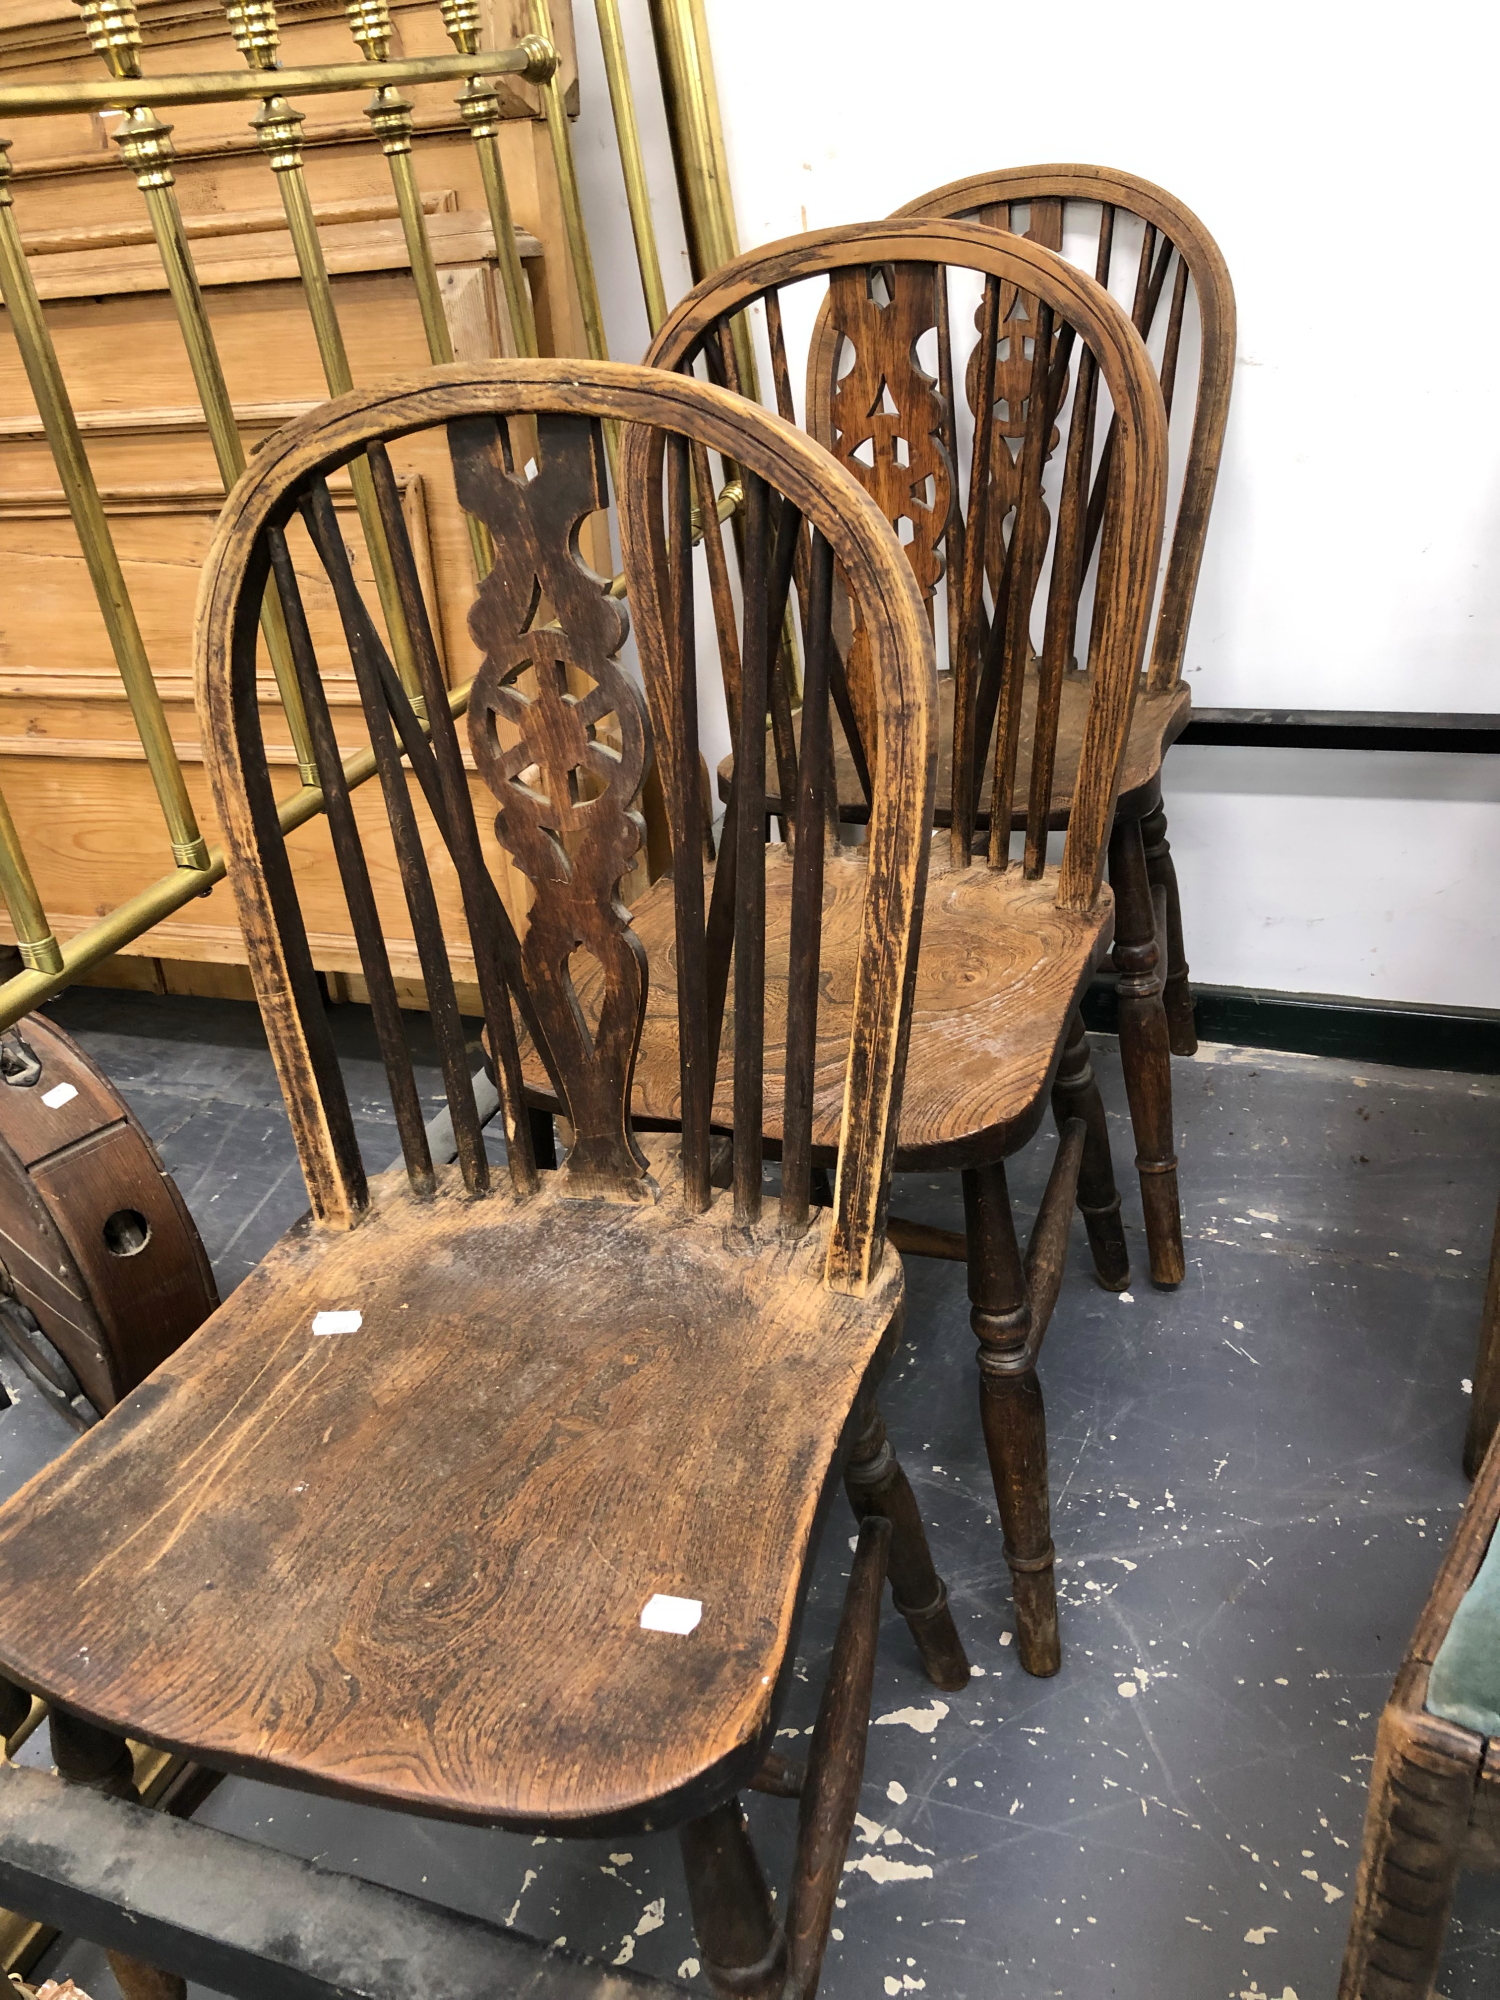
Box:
[0,784,61,976]
[646,0,753,391]
[592,0,667,335]
[72,0,318,785]
[344,0,491,576]
[526,0,608,366]
[0,138,207,870]
[437,0,537,357]
[220,0,424,704]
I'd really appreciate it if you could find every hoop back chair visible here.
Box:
[772,174,1233,1292]
[610,221,1167,1673]
[0,361,966,2000]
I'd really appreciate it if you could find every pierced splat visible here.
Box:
[450,411,652,1201]
[826,262,952,602]
[825,261,952,751]
[964,199,1066,607]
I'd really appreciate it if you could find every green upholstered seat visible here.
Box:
[1427,1525,1500,1737]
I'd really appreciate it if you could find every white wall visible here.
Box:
[564,0,1500,1010]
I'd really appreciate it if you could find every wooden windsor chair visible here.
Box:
[884,168,1237,1291]
[0,360,967,2000]
[575,221,1168,1679]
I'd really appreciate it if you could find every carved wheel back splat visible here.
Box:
[452,411,652,1201]
[826,262,952,752]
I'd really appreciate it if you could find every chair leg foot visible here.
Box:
[844,1402,969,1691]
[1050,1011,1130,1290]
[679,1797,788,2000]
[1109,810,1185,1289]
[978,1363,1060,1677]
[963,1162,1060,1678]
[1141,786,1197,1057]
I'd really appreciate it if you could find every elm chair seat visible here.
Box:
[730,669,1193,830]
[0,1147,902,1830]
[526,848,1115,1170]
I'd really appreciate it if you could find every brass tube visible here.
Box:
[123,131,318,782]
[646,0,753,393]
[72,0,321,786]
[344,0,492,576]
[438,0,538,357]
[0,682,475,1032]
[0,777,61,976]
[0,140,207,869]
[593,0,667,335]
[527,0,608,365]
[217,8,424,702]
[0,46,542,118]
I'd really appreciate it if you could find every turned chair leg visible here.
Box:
[1464,1192,1500,1478]
[49,1708,187,2000]
[844,1401,970,1690]
[962,1160,1059,1677]
[1338,1706,1473,2000]
[1108,808,1185,1289]
[1050,1011,1130,1291]
[1140,782,1196,1057]
[680,1796,788,2000]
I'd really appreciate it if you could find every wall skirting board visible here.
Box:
[1083,977,1500,1076]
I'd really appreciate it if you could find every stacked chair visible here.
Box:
[0,166,1242,1996]
[619,214,1173,1675]
[0,362,968,2000]
[890,167,1237,1291]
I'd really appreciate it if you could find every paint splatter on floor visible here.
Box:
[23,993,1500,1998]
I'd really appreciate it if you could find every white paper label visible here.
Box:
[312,1309,362,1337]
[640,1593,702,1635]
[40,1082,77,1109]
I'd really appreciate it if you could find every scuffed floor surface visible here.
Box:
[21,988,1500,2000]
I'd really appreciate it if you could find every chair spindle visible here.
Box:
[265,522,434,1194]
[732,472,771,1225]
[780,529,835,1233]
[301,478,491,1195]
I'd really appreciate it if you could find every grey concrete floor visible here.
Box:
[16,987,1500,2000]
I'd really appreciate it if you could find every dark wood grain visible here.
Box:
[896,164,1235,697]
[0,360,957,1993]
[643,222,1171,1673]
[452,411,651,1202]
[266,523,434,1198]
[0,1144,903,1830]
[733,473,771,1226]
[523,847,1111,1172]
[301,477,489,1198]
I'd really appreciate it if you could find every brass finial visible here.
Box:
[457,74,501,140]
[365,83,413,155]
[73,0,143,81]
[222,0,281,69]
[345,0,393,61]
[252,95,304,171]
[438,0,481,56]
[520,33,558,84]
[113,106,176,188]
